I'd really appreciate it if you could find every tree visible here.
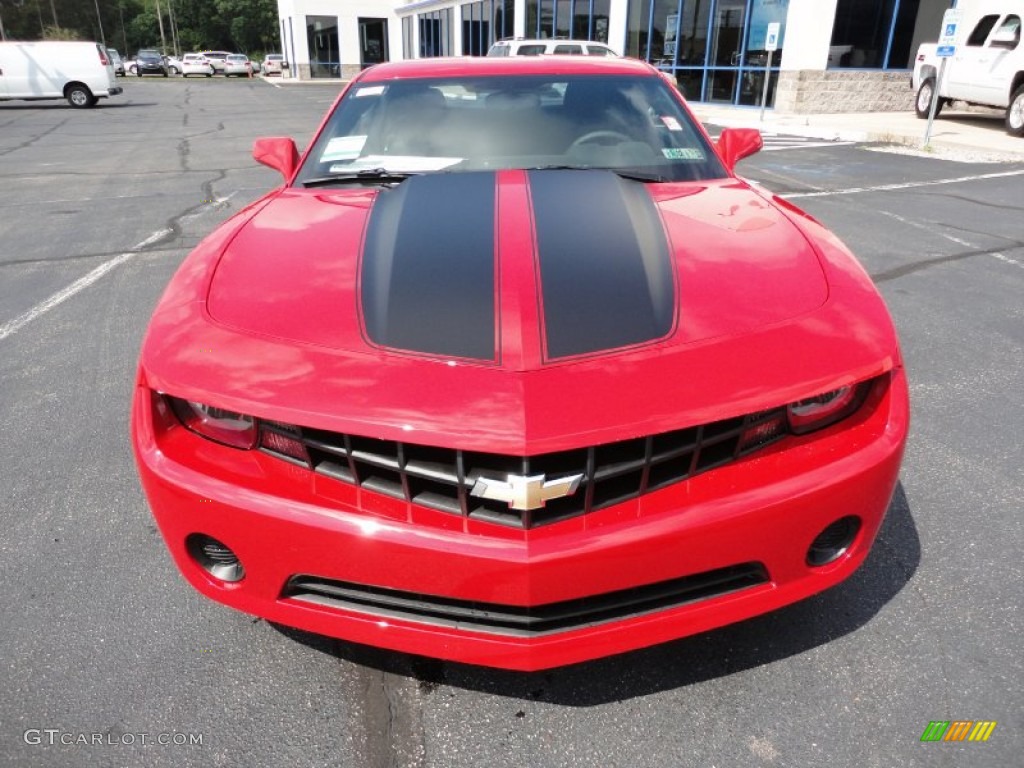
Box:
[0,0,277,54]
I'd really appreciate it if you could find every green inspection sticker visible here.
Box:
[663,147,705,160]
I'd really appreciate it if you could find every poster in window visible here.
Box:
[747,0,788,52]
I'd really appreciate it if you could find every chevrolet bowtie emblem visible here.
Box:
[470,473,584,511]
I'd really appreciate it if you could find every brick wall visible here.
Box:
[775,70,915,113]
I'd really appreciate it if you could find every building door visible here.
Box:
[708,0,747,101]
[307,16,340,78]
[359,18,389,69]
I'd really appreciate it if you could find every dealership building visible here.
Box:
[275,0,962,112]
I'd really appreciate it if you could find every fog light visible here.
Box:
[186,533,245,582]
[807,516,861,567]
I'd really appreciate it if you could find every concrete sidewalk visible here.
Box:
[691,102,1024,163]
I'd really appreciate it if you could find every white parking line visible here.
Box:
[784,169,1024,199]
[0,195,236,343]
[0,229,170,343]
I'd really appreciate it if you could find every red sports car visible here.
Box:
[131,56,909,671]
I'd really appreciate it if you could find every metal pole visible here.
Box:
[120,3,128,53]
[154,0,167,54]
[0,7,6,43]
[93,0,106,45]
[923,57,947,148]
[759,48,773,122]
[167,0,179,57]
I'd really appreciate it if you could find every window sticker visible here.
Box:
[354,85,385,97]
[662,147,705,160]
[329,155,464,173]
[660,116,683,131]
[320,135,367,163]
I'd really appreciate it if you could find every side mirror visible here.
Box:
[716,127,763,172]
[989,29,1020,49]
[253,137,299,181]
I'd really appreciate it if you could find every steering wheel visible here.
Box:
[568,130,634,151]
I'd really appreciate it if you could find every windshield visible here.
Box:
[294,74,726,185]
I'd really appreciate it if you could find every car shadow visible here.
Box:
[274,482,919,705]
[931,110,1006,131]
[0,102,157,110]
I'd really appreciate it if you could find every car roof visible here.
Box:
[493,38,613,46]
[356,56,656,82]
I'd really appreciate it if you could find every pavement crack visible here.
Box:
[870,243,1014,283]
[919,190,1024,212]
[177,138,191,172]
[355,666,427,768]
[0,117,69,157]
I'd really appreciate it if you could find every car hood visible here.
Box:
[208,170,827,362]
[143,170,897,453]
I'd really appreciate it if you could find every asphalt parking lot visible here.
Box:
[1,77,1021,768]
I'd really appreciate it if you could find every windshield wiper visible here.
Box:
[524,165,668,183]
[301,168,418,188]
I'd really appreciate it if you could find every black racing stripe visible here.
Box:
[529,170,675,359]
[361,172,497,361]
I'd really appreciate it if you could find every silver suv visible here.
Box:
[487,38,619,57]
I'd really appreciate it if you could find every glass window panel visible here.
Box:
[966,14,999,46]
[710,0,747,67]
[592,0,610,42]
[887,0,920,68]
[626,0,653,58]
[679,0,711,65]
[306,16,340,78]
[674,68,705,101]
[557,0,572,37]
[572,0,591,39]
[830,0,896,68]
[746,0,788,61]
[706,68,738,102]
[736,67,776,106]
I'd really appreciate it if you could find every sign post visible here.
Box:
[925,9,963,147]
[760,22,780,122]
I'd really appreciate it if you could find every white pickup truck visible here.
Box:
[911,3,1023,136]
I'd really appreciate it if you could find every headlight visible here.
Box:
[166,396,257,449]
[787,382,871,435]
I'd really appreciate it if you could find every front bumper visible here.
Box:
[132,369,908,671]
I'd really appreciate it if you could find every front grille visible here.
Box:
[260,408,786,528]
[282,562,769,636]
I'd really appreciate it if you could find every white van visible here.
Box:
[0,41,123,108]
[486,38,620,57]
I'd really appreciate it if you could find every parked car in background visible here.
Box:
[223,53,252,77]
[0,40,122,107]
[486,38,620,57]
[200,50,231,74]
[912,2,1024,136]
[135,49,168,77]
[262,53,287,75]
[164,55,183,75]
[107,48,125,76]
[181,53,214,78]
